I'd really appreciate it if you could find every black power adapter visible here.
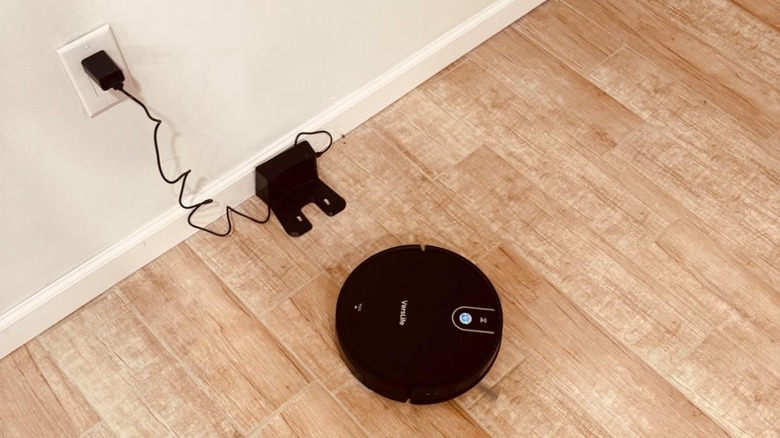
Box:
[78,49,272,237]
[81,50,125,91]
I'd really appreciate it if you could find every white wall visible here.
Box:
[0,0,545,357]
[0,0,498,313]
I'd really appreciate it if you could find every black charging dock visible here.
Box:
[336,245,502,404]
[255,141,346,237]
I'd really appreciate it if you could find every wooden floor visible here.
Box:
[3,0,780,436]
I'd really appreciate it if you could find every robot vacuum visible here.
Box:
[336,245,502,404]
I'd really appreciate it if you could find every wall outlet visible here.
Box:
[57,25,132,117]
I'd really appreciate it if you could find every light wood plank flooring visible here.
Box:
[3,0,779,436]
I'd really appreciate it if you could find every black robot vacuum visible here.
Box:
[336,245,502,404]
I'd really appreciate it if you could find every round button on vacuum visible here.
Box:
[336,245,503,404]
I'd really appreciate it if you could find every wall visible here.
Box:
[0,0,544,356]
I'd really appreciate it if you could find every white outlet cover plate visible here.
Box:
[57,25,132,117]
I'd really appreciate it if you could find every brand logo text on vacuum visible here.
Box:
[399,300,408,326]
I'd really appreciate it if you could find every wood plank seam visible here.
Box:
[641,0,780,80]
[324,383,374,437]
[422,134,668,303]
[29,345,104,433]
[184,239,325,323]
[450,401,493,436]
[727,1,780,32]
[258,299,334,387]
[567,0,780,139]
[583,42,627,77]
[114,289,244,432]
[243,382,314,437]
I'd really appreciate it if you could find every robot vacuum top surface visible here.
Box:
[336,245,502,404]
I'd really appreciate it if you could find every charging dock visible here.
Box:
[255,141,346,237]
[336,245,502,404]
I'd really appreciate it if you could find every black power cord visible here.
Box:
[297,130,333,158]
[81,50,334,237]
[118,87,270,236]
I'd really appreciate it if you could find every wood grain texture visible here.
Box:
[367,89,486,178]
[38,292,238,437]
[427,59,663,259]
[589,46,780,202]
[367,173,504,261]
[642,0,780,78]
[261,275,354,392]
[591,47,780,281]
[252,384,366,437]
[514,0,623,74]
[671,331,780,436]
[334,379,490,437]
[119,244,310,434]
[570,0,780,138]
[186,198,322,318]
[335,124,426,192]
[723,0,780,32]
[2,0,779,435]
[439,146,706,372]
[468,28,642,156]
[0,340,99,437]
[80,422,116,438]
[468,246,726,437]
[656,220,780,371]
[470,356,613,438]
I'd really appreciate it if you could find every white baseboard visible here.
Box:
[0,0,544,359]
